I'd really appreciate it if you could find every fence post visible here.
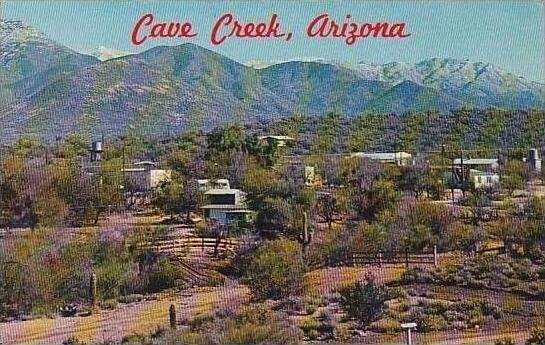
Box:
[433,245,438,267]
[378,252,383,267]
[405,249,409,268]
[89,272,97,308]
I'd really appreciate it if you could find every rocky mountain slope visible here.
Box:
[0,20,543,143]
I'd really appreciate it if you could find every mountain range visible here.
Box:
[1,19,544,143]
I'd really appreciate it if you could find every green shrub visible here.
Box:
[298,316,319,335]
[370,318,399,334]
[118,294,144,304]
[419,314,448,332]
[141,257,183,293]
[419,299,452,314]
[467,309,485,328]
[339,276,388,327]
[387,287,409,300]
[443,310,467,323]
[482,302,504,319]
[334,323,353,342]
[62,337,86,345]
[243,239,307,301]
[189,313,215,331]
[306,329,319,341]
[317,319,335,338]
[220,304,304,345]
[100,299,118,310]
[526,326,545,345]
[495,337,516,345]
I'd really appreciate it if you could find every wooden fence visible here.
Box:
[351,246,439,268]
[351,244,507,268]
[140,236,242,256]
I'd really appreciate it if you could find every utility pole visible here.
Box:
[441,144,446,188]
[460,148,466,197]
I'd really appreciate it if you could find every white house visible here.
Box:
[201,188,252,225]
[453,158,500,170]
[122,161,171,192]
[444,169,500,189]
[350,152,413,166]
[470,169,500,189]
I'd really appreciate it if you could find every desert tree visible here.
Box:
[243,239,307,301]
[315,191,344,229]
[152,175,199,222]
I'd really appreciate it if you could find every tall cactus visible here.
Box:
[169,304,177,329]
[89,272,97,308]
[297,211,312,254]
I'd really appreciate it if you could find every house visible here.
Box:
[201,188,252,225]
[453,158,500,171]
[122,161,171,192]
[470,169,500,189]
[444,169,500,189]
[350,152,413,166]
[197,179,230,192]
[258,135,295,147]
[524,149,542,173]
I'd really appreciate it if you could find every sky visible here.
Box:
[2,0,544,81]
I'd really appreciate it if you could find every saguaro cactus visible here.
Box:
[89,272,97,308]
[169,304,177,329]
[297,211,312,254]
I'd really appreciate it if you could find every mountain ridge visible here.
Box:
[0,20,544,143]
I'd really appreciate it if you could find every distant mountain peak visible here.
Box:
[0,19,46,41]
[1,20,51,67]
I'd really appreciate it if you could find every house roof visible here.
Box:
[201,204,249,210]
[121,168,147,172]
[204,188,244,195]
[198,178,230,184]
[258,135,295,141]
[453,158,499,166]
[133,161,157,166]
[351,152,412,160]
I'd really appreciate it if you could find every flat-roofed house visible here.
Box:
[444,169,500,189]
[122,161,171,192]
[350,152,413,166]
[201,188,252,225]
[470,169,500,189]
[453,158,500,170]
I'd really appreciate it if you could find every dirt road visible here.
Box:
[0,284,248,345]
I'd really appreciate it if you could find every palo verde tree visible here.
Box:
[152,175,200,221]
[243,238,307,301]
